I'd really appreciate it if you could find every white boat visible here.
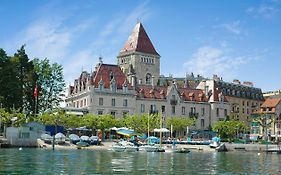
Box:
[111,145,126,152]
[210,140,220,148]
[55,133,66,145]
[41,133,52,144]
[139,145,159,152]
[124,142,139,152]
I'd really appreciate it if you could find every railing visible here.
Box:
[189,112,199,119]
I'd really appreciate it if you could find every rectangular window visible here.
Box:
[112,99,116,106]
[190,107,196,113]
[242,108,245,114]
[182,107,185,115]
[99,98,103,106]
[201,108,205,116]
[224,109,227,117]
[123,99,128,107]
[201,119,205,128]
[161,106,166,114]
[242,101,245,106]
[110,111,116,116]
[216,108,219,117]
[98,110,103,115]
[141,104,145,113]
[172,106,175,115]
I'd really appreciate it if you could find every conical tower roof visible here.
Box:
[120,22,159,56]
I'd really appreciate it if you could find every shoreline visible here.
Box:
[1,138,281,153]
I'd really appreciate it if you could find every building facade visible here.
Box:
[197,76,264,125]
[251,98,281,141]
[65,22,230,131]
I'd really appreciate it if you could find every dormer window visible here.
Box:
[98,78,104,91]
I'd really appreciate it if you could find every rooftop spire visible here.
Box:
[120,22,159,55]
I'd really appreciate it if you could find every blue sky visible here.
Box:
[0,0,280,92]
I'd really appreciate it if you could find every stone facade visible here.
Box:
[197,76,264,124]
[252,98,281,141]
[65,22,231,131]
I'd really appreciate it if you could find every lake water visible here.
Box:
[0,149,281,174]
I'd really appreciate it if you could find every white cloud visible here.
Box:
[223,21,241,35]
[63,1,151,85]
[246,4,279,19]
[183,46,253,80]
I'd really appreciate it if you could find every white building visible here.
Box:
[65,22,229,130]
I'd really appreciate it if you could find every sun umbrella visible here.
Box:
[116,129,134,137]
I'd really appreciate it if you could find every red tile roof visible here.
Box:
[135,85,208,102]
[136,85,167,99]
[261,98,281,108]
[178,88,208,102]
[120,22,159,56]
[92,64,131,89]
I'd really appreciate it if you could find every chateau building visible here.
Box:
[65,22,230,130]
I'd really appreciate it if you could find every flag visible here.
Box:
[34,84,38,98]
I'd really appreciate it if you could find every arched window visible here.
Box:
[146,73,152,84]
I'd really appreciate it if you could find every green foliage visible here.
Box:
[212,120,249,139]
[33,58,65,113]
[166,117,195,131]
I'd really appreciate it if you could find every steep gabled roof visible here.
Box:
[261,98,281,108]
[120,22,159,56]
[92,64,131,89]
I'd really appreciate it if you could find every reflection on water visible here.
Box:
[0,149,281,174]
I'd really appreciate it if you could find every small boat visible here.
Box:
[124,142,139,152]
[80,136,90,143]
[76,141,89,148]
[89,136,100,145]
[210,140,220,148]
[55,133,66,145]
[210,137,221,148]
[111,145,126,152]
[69,134,80,144]
[173,148,190,153]
[139,145,159,152]
[41,133,52,144]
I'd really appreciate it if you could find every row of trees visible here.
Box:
[0,107,196,137]
[0,46,65,115]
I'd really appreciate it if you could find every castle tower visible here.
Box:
[117,22,160,85]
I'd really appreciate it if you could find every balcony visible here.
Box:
[170,99,177,105]
[189,112,199,119]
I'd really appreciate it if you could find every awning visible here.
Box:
[154,128,170,132]
[116,129,134,137]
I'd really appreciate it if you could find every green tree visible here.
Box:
[212,120,249,140]
[33,58,65,113]
[166,117,195,137]
[11,45,36,113]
